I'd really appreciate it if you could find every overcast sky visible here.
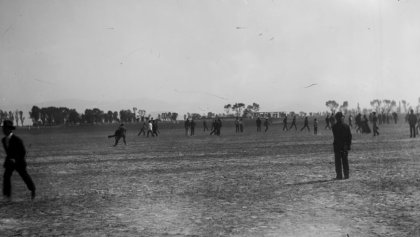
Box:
[1,0,420,114]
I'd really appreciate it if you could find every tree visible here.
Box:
[8,111,14,124]
[370,99,381,113]
[119,110,135,123]
[40,108,48,125]
[171,112,178,121]
[224,104,232,115]
[133,107,137,121]
[83,109,95,124]
[106,111,114,123]
[243,105,254,118]
[232,103,245,117]
[382,100,391,114]
[190,113,201,120]
[29,106,41,125]
[325,100,339,113]
[138,109,146,121]
[92,108,104,123]
[67,109,80,124]
[401,100,407,113]
[252,102,260,112]
[113,111,119,122]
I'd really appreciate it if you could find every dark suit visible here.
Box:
[2,134,36,197]
[408,113,417,138]
[332,122,352,179]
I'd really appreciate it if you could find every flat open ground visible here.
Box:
[0,120,419,236]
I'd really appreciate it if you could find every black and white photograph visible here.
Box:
[1,0,419,236]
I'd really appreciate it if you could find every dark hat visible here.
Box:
[2,120,16,130]
[335,112,343,120]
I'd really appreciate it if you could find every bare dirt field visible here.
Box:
[0,120,419,236]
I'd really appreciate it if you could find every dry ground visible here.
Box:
[0,120,419,236]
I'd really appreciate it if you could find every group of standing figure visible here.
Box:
[256,117,270,132]
[185,118,223,136]
[108,118,161,147]
[137,119,159,137]
[281,116,318,134]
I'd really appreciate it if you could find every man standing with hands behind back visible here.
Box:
[332,112,352,180]
[2,120,36,200]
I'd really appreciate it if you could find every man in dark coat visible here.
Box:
[152,119,159,137]
[332,112,352,180]
[408,109,417,138]
[202,120,209,132]
[256,117,262,132]
[355,113,362,133]
[264,118,269,132]
[210,119,217,135]
[289,115,297,131]
[235,118,240,133]
[282,116,288,131]
[300,116,310,132]
[190,119,196,136]
[216,118,222,136]
[372,112,380,136]
[325,114,331,130]
[184,118,191,136]
[137,121,147,136]
[108,123,127,146]
[2,120,36,200]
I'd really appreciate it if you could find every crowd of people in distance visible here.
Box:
[105,109,420,148]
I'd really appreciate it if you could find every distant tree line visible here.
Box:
[223,102,260,118]
[325,98,419,123]
[0,110,25,126]
[27,106,179,126]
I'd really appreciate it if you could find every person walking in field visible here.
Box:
[152,119,159,137]
[325,114,331,130]
[256,117,262,132]
[408,109,417,138]
[202,119,209,132]
[372,112,380,137]
[313,118,318,135]
[210,119,217,135]
[348,114,353,128]
[264,118,269,132]
[184,118,191,136]
[289,115,297,131]
[300,116,310,132]
[332,112,352,180]
[239,118,244,132]
[108,123,127,146]
[282,115,288,131]
[137,121,147,136]
[235,118,240,133]
[2,120,36,201]
[216,118,222,136]
[361,114,371,134]
[416,116,420,136]
[355,113,362,133]
[147,120,154,137]
[190,119,196,136]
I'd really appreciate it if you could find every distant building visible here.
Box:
[253,112,287,118]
